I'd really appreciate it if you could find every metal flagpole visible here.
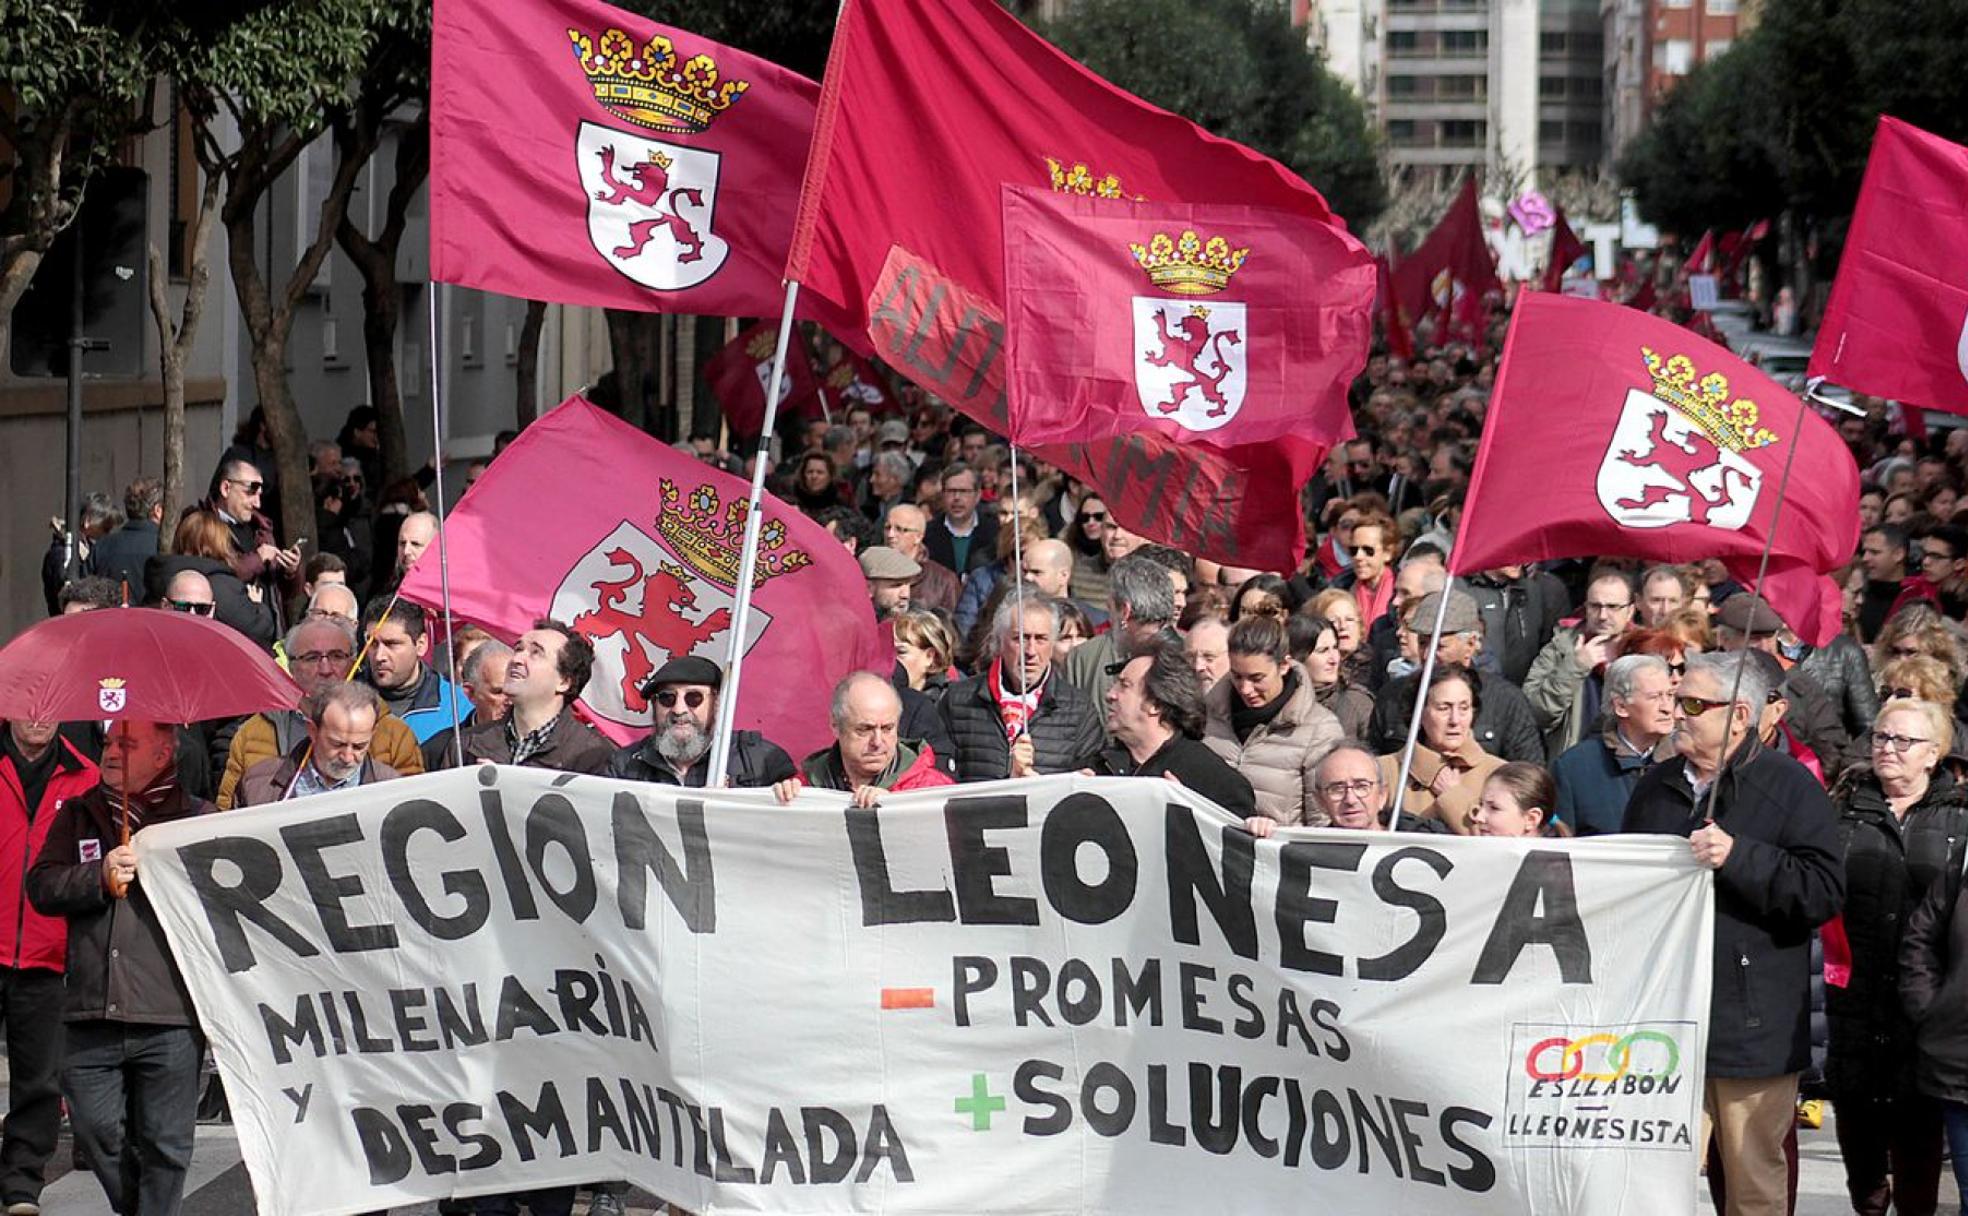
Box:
[1008,447,1029,765]
[428,283,465,768]
[707,280,803,788]
[1698,387,1845,824]
[1387,573,1455,831]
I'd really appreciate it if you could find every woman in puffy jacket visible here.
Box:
[1201,615,1344,827]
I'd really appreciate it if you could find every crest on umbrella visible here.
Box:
[98,678,128,714]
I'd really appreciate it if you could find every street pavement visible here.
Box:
[20,1105,1960,1213]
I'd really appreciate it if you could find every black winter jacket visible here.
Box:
[1368,666,1545,764]
[26,783,209,1026]
[1798,635,1881,749]
[1623,737,1845,1077]
[1825,770,1968,1099]
[1900,847,1968,1104]
[143,553,277,650]
[1459,571,1567,686]
[608,729,796,789]
[940,672,1105,781]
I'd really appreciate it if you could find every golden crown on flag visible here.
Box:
[1045,157,1138,201]
[743,330,776,360]
[1641,347,1778,453]
[1128,230,1249,296]
[654,479,810,589]
[567,27,750,135]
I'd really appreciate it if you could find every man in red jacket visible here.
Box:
[775,673,955,806]
[0,720,96,1215]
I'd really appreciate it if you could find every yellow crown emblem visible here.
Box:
[1129,230,1248,296]
[743,330,777,360]
[653,480,811,590]
[567,27,749,135]
[98,678,125,690]
[1045,157,1140,201]
[1641,347,1778,453]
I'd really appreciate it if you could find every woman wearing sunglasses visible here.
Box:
[1839,699,1965,1214]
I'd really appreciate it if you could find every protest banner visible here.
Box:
[139,769,1713,1216]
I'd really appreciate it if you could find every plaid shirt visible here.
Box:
[507,715,558,767]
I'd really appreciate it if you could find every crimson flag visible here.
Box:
[1391,176,1499,340]
[397,397,890,755]
[704,321,823,438]
[431,0,854,332]
[1456,295,1859,644]
[1377,252,1415,360]
[818,347,890,417]
[1002,190,1370,448]
[1809,117,1968,415]
[1542,206,1587,293]
[1684,230,1716,275]
[783,0,1361,570]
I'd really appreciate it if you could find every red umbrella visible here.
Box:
[0,607,301,724]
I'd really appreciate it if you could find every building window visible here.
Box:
[1388,74,1419,96]
[1706,37,1732,56]
[1654,38,1694,73]
[1539,119,1565,143]
[1539,76,1567,98]
[1659,0,1692,7]
[1442,119,1485,146]
[1706,0,1737,8]
[1442,29,1485,55]
[1388,29,1419,54]
[1440,75,1482,98]
[1387,119,1419,145]
[1540,31,1565,54]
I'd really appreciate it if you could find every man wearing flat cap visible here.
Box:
[1368,588,1545,763]
[608,655,796,789]
[859,545,920,621]
[1714,592,1856,779]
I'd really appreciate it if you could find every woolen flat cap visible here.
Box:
[645,655,722,690]
[1412,589,1481,634]
[877,418,910,445]
[1717,593,1784,634]
[859,546,922,581]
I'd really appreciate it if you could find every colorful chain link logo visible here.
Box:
[1524,1031,1681,1083]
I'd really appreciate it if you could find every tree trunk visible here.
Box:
[335,110,427,487]
[146,170,222,539]
[515,299,547,426]
[604,308,655,428]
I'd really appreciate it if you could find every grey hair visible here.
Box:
[1603,653,1670,714]
[461,640,514,688]
[1683,650,1770,716]
[303,680,382,726]
[823,425,855,451]
[993,589,1059,650]
[829,671,900,732]
[1315,741,1384,785]
[1109,553,1176,623]
[285,615,355,656]
[872,451,912,482]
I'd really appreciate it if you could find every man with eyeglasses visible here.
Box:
[1243,743,1443,837]
[882,504,960,615]
[216,616,425,809]
[1623,651,1843,1216]
[610,656,794,789]
[1904,522,1968,619]
[1524,569,1638,761]
[1552,654,1677,836]
[924,461,996,575]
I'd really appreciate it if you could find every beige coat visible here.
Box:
[1202,666,1345,827]
[1377,739,1505,834]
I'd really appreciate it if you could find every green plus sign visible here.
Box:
[954,1073,1006,1131]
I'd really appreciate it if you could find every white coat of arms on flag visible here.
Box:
[1595,348,1776,531]
[1127,227,1252,434]
[97,678,128,714]
[577,121,729,292]
[553,479,810,732]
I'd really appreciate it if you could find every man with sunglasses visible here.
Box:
[609,656,795,789]
[204,458,302,610]
[1623,651,1844,1216]
[216,617,425,809]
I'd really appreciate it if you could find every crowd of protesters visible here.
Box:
[12,304,1968,1216]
